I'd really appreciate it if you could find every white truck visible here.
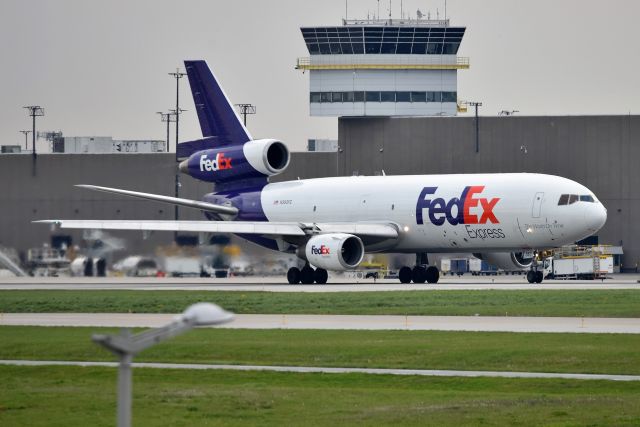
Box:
[543,255,613,280]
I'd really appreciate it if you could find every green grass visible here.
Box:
[1,289,640,317]
[1,365,639,426]
[2,326,640,375]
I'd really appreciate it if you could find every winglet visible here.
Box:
[184,60,252,146]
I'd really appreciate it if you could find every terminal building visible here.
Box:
[297,18,468,117]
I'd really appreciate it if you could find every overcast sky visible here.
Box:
[2,0,638,152]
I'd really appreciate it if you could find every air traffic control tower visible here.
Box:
[297,17,468,116]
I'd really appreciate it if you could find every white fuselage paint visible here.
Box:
[260,173,607,253]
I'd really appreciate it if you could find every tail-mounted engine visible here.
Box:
[179,139,290,183]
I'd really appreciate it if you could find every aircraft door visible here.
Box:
[532,192,544,218]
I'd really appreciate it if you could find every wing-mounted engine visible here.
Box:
[178,139,290,184]
[474,252,534,271]
[303,233,365,271]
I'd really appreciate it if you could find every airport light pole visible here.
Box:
[19,130,32,150]
[23,106,44,157]
[468,102,482,153]
[234,103,256,127]
[169,69,186,243]
[93,303,234,427]
[168,69,186,156]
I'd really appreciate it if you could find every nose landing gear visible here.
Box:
[527,270,543,284]
[527,253,544,283]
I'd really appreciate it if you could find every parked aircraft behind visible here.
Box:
[37,60,607,284]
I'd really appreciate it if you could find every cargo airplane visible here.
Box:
[37,60,607,284]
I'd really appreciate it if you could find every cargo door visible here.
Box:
[531,192,544,218]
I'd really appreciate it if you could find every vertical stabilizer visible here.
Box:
[184,60,252,146]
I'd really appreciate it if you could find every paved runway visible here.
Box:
[3,313,639,333]
[1,275,639,292]
[1,359,637,381]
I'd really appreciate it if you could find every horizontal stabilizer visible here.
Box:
[76,184,238,216]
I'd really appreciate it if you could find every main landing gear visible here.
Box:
[398,253,440,284]
[287,265,328,284]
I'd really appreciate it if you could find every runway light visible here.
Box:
[93,302,234,427]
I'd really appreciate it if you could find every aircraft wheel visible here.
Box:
[526,270,536,284]
[287,267,301,284]
[300,266,315,284]
[426,266,440,284]
[314,268,328,284]
[412,266,427,283]
[535,270,544,284]
[398,266,412,284]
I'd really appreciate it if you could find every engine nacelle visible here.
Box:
[474,252,534,271]
[305,233,365,271]
[179,139,290,183]
[243,139,290,176]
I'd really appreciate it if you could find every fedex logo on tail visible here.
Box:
[416,186,500,226]
[199,153,232,172]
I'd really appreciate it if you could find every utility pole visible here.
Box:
[168,69,186,243]
[23,106,44,157]
[468,101,482,153]
[234,103,256,127]
[19,130,32,150]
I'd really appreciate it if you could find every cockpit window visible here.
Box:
[559,194,596,206]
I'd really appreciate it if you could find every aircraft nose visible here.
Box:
[586,203,607,232]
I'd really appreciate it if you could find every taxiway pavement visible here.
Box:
[1,275,639,292]
[2,313,639,333]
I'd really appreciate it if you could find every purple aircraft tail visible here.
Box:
[177,60,290,190]
[177,60,252,158]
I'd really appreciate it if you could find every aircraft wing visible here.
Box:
[75,184,238,216]
[34,220,399,239]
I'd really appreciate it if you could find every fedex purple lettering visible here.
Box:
[416,186,500,226]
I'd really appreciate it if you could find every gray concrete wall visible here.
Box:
[0,154,211,255]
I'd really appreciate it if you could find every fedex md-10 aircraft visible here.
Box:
[38,60,607,284]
